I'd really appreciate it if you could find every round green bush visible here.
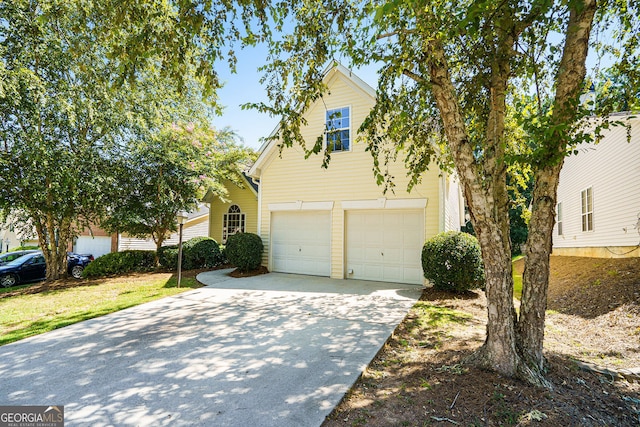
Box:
[225,233,263,272]
[182,236,223,269]
[421,231,485,292]
[82,250,156,278]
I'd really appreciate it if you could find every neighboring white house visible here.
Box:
[248,64,463,285]
[0,215,39,252]
[553,114,640,258]
[118,205,210,251]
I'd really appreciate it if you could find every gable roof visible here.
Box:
[248,63,376,178]
[202,172,259,204]
[242,171,259,193]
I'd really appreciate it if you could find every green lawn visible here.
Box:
[0,274,202,346]
[512,255,524,300]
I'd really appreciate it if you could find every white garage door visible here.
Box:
[74,236,112,258]
[346,210,424,285]
[271,211,331,276]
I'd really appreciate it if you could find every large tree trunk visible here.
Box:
[517,0,596,372]
[34,212,73,283]
[518,163,563,370]
[424,13,523,378]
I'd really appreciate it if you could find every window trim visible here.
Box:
[580,187,594,232]
[324,105,352,153]
[557,202,563,236]
[222,204,246,243]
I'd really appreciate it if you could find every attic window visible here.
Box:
[325,107,350,152]
[223,204,245,243]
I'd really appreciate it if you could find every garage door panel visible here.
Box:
[271,211,330,277]
[75,236,112,258]
[346,210,424,285]
[382,247,403,264]
[363,247,382,263]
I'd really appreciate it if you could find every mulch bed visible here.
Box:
[323,256,640,426]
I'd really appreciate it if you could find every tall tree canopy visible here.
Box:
[0,0,250,279]
[241,0,638,385]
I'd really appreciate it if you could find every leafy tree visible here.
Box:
[0,0,224,280]
[234,0,638,385]
[0,0,129,280]
[102,124,252,261]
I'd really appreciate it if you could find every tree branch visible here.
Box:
[377,29,416,40]
[402,68,426,83]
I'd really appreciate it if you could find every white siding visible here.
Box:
[118,216,210,251]
[443,173,463,232]
[554,116,640,251]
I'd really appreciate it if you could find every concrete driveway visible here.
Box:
[0,270,421,426]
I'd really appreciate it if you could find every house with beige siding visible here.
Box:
[204,174,259,244]
[248,64,463,285]
[553,114,640,258]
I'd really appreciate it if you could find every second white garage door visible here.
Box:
[346,210,424,285]
[271,211,331,276]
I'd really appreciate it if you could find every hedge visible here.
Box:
[82,250,156,278]
[158,236,224,270]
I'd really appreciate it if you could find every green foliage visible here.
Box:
[182,236,224,269]
[0,0,231,280]
[82,251,156,278]
[224,233,263,272]
[8,245,40,252]
[421,232,485,292]
[158,245,179,270]
[158,237,225,270]
[101,125,254,252]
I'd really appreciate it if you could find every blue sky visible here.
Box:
[211,46,380,150]
[212,33,616,151]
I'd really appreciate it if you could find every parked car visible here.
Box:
[67,252,94,279]
[0,250,39,266]
[0,252,94,288]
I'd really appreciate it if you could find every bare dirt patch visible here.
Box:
[323,256,640,426]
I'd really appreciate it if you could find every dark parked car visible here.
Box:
[0,252,94,288]
[0,250,39,266]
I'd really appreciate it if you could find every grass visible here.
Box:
[0,274,202,346]
[512,255,524,300]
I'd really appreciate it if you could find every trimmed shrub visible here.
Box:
[82,250,156,278]
[182,236,223,269]
[225,233,263,272]
[158,237,224,270]
[421,231,485,292]
[158,245,179,269]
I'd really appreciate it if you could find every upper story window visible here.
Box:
[581,187,593,232]
[325,107,350,152]
[557,202,563,235]
[223,204,245,243]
